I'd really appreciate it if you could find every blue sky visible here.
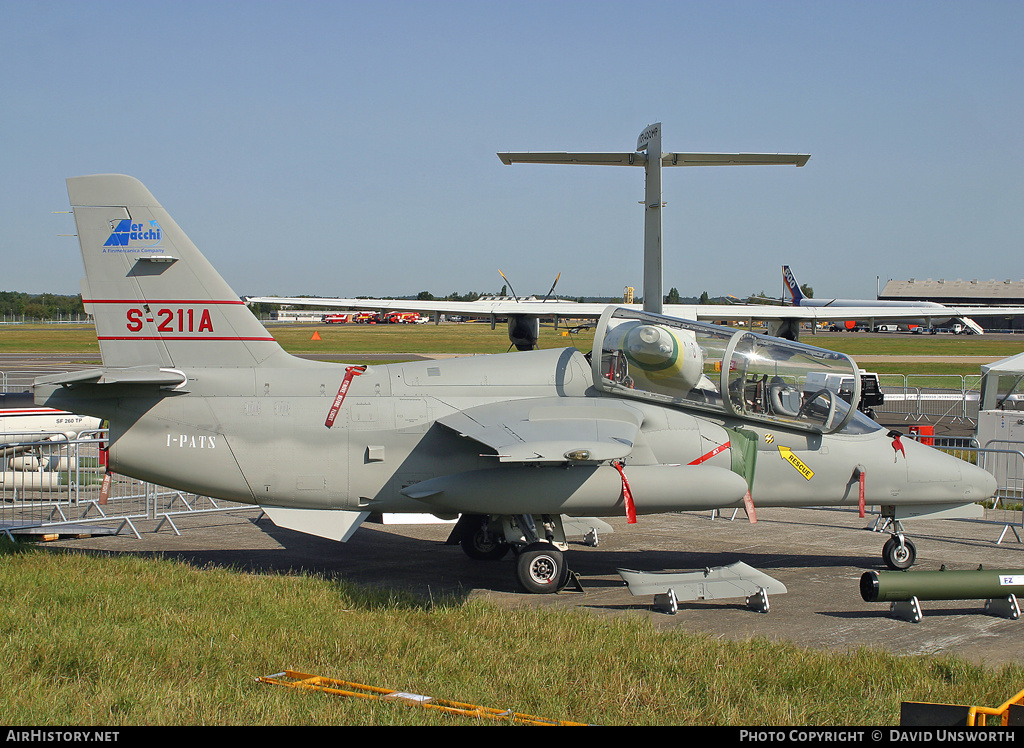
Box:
[2,1,1022,301]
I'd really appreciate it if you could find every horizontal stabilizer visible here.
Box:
[35,367,188,389]
[497,152,809,168]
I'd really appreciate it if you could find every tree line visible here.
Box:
[0,291,86,320]
[0,283,813,320]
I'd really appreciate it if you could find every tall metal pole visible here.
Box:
[637,124,663,314]
[498,126,808,315]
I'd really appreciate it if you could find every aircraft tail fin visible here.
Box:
[782,265,804,306]
[68,175,287,369]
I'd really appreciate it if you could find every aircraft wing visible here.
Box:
[436,397,644,463]
[677,303,1024,322]
[496,152,810,167]
[249,296,1024,324]
[247,296,611,319]
[618,561,789,599]
[909,304,1024,318]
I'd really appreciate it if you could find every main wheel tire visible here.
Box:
[460,524,509,561]
[516,542,567,594]
[882,536,917,570]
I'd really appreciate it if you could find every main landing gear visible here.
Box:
[448,514,577,593]
[516,542,571,594]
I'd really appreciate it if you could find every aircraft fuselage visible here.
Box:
[40,347,991,520]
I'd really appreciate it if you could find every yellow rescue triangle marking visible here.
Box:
[778,445,814,480]
[257,670,591,726]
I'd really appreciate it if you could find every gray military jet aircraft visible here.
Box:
[36,175,997,592]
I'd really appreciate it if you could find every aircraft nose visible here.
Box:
[904,438,997,502]
[963,458,998,501]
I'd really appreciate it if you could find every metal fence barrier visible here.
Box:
[901,436,1024,545]
[0,430,250,540]
[876,375,982,425]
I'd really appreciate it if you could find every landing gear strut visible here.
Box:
[873,507,919,571]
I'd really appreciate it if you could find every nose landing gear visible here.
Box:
[882,533,917,570]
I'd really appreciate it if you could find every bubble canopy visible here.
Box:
[592,307,863,434]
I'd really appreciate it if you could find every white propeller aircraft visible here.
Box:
[251,124,1024,347]
[1,391,101,440]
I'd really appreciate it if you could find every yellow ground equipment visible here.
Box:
[968,687,1024,726]
[901,687,1024,726]
[257,670,590,725]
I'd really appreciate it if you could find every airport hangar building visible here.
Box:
[879,278,1024,331]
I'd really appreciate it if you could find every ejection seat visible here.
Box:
[768,377,802,417]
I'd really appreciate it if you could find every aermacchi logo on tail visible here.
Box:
[103,219,163,251]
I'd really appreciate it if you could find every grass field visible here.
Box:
[0,324,102,355]
[270,320,597,355]
[0,321,589,357]
[3,320,1023,725]
[2,321,1020,373]
[796,332,1023,358]
[2,541,1022,726]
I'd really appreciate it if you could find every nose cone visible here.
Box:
[962,459,998,502]
[904,437,997,503]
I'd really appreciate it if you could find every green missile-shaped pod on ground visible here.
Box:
[861,567,1024,603]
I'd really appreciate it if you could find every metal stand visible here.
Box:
[746,587,771,614]
[890,596,923,623]
[985,594,1021,620]
[889,593,1020,621]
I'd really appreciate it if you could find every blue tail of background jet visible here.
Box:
[782,265,804,306]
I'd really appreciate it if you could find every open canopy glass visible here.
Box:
[592,307,867,434]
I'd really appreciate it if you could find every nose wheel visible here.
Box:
[882,534,917,570]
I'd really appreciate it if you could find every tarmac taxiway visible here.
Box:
[37,502,1024,668]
